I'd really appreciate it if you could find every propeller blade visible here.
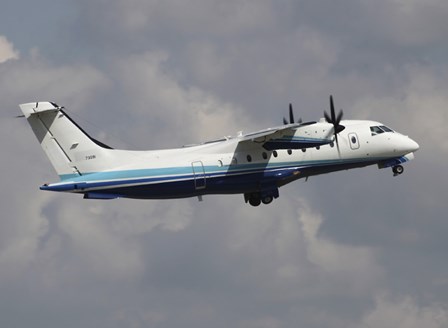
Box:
[283,103,303,125]
[331,107,336,123]
[335,133,341,156]
[336,109,343,125]
[330,95,335,119]
[289,103,294,124]
[325,95,345,157]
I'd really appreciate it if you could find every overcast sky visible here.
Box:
[1,1,448,327]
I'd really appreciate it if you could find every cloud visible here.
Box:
[358,293,448,328]
[2,1,448,327]
[0,52,110,112]
[110,51,254,148]
[81,0,277,37]
[0,35,19,63]
[299,200,383,284]
[371,0,448,46]
[349,63,448,154]
[0,189,51,280]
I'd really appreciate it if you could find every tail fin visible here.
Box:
[19,102,113,180]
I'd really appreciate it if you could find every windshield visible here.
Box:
[380,125,394,132]
[370,125,394,136]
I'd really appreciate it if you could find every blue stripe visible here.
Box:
[50,156,390,193]
[377,155,411,169]
[43,157,390,199]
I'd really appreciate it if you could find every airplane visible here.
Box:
[18,96,419,206]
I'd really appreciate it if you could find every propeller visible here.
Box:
[324,95,345,154]
[283,103,302,125]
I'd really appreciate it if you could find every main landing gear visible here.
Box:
[244,190,278,207]
[392,165,404,176]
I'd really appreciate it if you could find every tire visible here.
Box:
[393,165,404,175]
[262,195,273,205]
[249,194,261,207]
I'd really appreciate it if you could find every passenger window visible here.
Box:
[262,152,268,160]
[273,150,278,158]
[287,149,292,155]
[247,155,252,162]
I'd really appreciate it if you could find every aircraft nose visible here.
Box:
[408,138,419,152]
[401,137,419,154]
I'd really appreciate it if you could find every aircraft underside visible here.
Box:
[68,158,390,206]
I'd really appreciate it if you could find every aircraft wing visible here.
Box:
[238,123,302,142]
[238,121,332,150]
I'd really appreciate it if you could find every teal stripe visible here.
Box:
[58,156,386,184]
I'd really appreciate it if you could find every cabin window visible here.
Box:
[273,150,278,158]
[329,142,334,148]
[316,146,320,150]
[247,155,252,162]
[287,149,292,155]
[301,148,306,153]
[351,136,357,144]
[262,152,268,160]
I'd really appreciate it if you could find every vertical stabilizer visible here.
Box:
[19,102,113,180]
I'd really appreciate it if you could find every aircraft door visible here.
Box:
[348,132,360,150]
[191,161,206,190]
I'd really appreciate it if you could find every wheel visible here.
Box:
[392,165,404,175]
[248,194,261,207]
[262,195,273,205]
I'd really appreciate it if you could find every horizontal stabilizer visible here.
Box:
[19,102,61,118]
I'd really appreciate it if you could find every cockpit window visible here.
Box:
[370,125,394,136]
[370,126,384,136]
[380,125,394,132]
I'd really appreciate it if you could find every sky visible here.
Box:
[1,1,448,327]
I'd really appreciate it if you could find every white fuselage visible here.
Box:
[42,119,418,203]
[19,101,418,205]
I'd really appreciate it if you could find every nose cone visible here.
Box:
[391,133,420,155]
[407,138,420,153]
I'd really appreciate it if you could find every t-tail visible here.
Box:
[19,102,114,180]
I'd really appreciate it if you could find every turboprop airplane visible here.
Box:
[19,96,419,206]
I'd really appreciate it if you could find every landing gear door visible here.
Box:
[348,132,360,150]
[192,161,206,190]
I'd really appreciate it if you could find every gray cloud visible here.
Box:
[1,1,448,327]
